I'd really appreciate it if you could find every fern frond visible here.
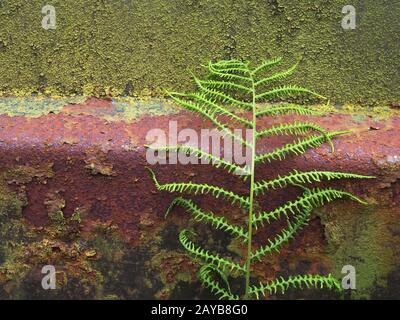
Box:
[255,131,348,164]
[251,57,283,75]
[189,92,253,127]
[168,91,251,147]
[146,168,250,208]
[179,230,246,273]
[254,170,375,195]
[149,57,363,300]
[255,62,298,87]
[145,144,251,178]
[256,121,328,139]
[199,264,240,300]
[166,197,248,240]
[255,85,326,101]
[194,76,253,110]
[256,104,323,117]
[251,208,312,262]
[249,274,342,299]
[252,187,368,228]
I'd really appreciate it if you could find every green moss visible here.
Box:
[0,184,26,264]
[317,201,399,299]
[0,1,398,105]
[150,250,197,298]
[0,202,114,298]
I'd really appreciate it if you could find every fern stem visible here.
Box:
[244,70,257,299]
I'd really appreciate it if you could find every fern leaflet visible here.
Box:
[251,208,311,262]
[254,170,375,195]
[199,265,240,300]
[179,230,245,273]
[256,121,329,139]
[255,131,348,164]
[255,85,326,101]
[249,274,342,299]
[251,57,283,75]
[147,168,250,208]
[252,187,368,228]
[255,62,298,87]
[166,197,248,240]
[256,104,323,117]
[145,144,251,178]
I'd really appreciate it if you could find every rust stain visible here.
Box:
[0,98,399,248]
[84,147,116,177]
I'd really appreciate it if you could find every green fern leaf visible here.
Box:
[165,197,248,240]
[254,170,375,195]
[251,208,312,262]
[256,121,329,139]
[198,264,240,300]
[145,144,251,178]
[208,60,250,75]
[196,79,253,94]
[189,92,253,127]
[255,85,326,101]
[207,61,252,83]
[179,230,245,273]
[251,57,283,75]
[149,57,372,300]
[147,167,250,208]
[256,104,323,117]
[255,62,298,87]
[249,274,342,299]
[194,76,253,110]
[168,92,251,147]
[255,131,348,164]
[212,59,244,66]
[252,187,368,228]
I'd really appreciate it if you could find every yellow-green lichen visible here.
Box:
[0,96,85,118]
[0,1,398,105]
[317,200,399,299]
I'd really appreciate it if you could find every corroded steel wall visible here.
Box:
[0,98,399,299]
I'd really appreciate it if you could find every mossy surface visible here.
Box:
[318,201,400,299]
[0,166,399,299]
[0,164,201,299]
[0,1,398,105]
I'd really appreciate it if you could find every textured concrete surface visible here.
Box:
[0,0,399,105]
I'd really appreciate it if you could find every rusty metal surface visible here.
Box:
[0,97,400,299]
